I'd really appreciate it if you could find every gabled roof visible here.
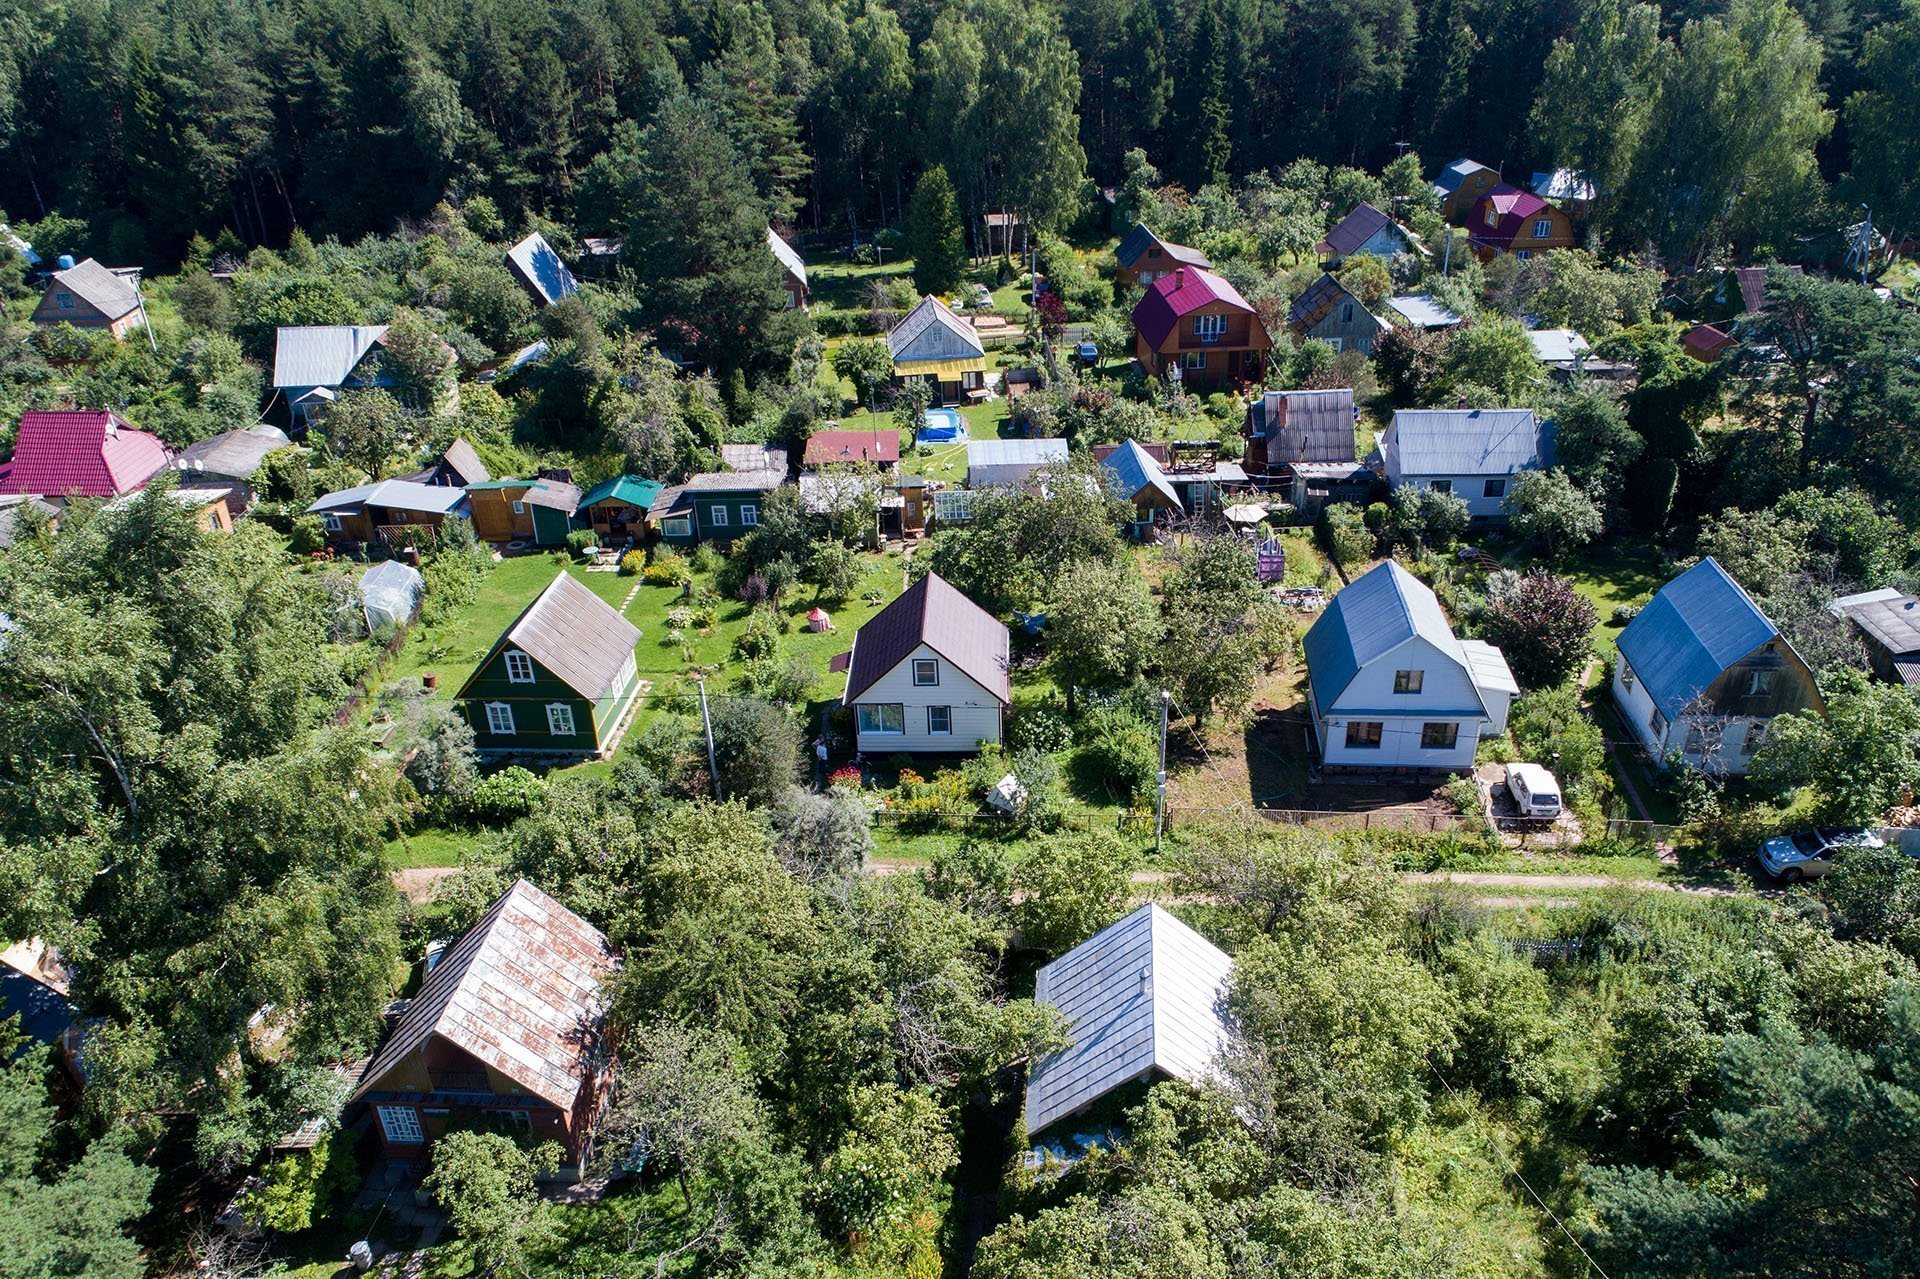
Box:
[1471,185,1554,251]
[1433,158,1494,195]
[1305,560,1483,713]
[1,410,170,497]
[1132,267,1256,350]
[1683,323,1735,356]
[1617,558,1793,719]
[1,222,39,267]
[720,443,789,476]
[1383,408,1552,477]
[350,880,614,1114]
[171,425,290,481]
[466,478,581,511]
[472,572,640,702]
[967,437,1069,470]
[844,571,1010,705]
[1386,294,1464,329]
[765,228,807,285]
[1287,272,1387,335]
[1101,439,1183,511]
[1114,223,1212,272]
[1733,264,1802,314]
[1249,389,1356,465]
[307,479,470,516]
[1530,168,1596,202]
[1527,328,1591,364]
[437,438,491,487]
[804,430,900,467]
[578,475,662,510]
[1318,202,1428,259]
[887,295,985,362]
[272,325,389,389]
[1838,595,1920,659]
[47,258,142,320]
[1024,904,1233,1134]
[505,232,580,306]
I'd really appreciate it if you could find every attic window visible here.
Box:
[1747,670,1773,697]
[55,291,74,309]
[504,650,535,683]
[1533,219,1553,239]
[1484,207,1498,228]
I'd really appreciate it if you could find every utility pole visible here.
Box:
[696,676,720,800]
[1154,690,1171,854]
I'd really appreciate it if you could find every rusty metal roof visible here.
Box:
[471,572,639,702]
[351,880,615,1113]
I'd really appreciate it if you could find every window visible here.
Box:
[511,500,525,514]
[1484,206,1499,228]
[741,506,759,527]
[1394,670,1424,694]
[1430,479,1453,495]
[1327,337,1344,353]
[377,1106,424,1144]
[928,705,952,735]
[1183,351,1207,370]
[321,512,343,532]
[1341,302,1354,323]
[1746,670,1773,696]
[55,291,73,310]
[392,509,409,523]
[1345,721,1384,749]
[1193,313,1226,338]
[1621,663,1636,693]
[663,516,692,538]
[1421,722,1460,750]
[708,506,728,528]
[912,658,939,686]
[1516,249,1533,261]
[498,1110,533,1130]
[546,703,576,736]
[485,702,515,735]
[504,650,535,683]
[1651,709,1668,738]
[1533,219,1552,239]
[1483,478,1507,499]
[857,704,905,734]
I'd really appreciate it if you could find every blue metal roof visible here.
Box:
[1304,560,1473,708]
[1616,558,1780,718]
[1384,409,1553,477]
[1100,440,1182,511]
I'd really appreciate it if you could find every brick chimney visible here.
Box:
[1172,268,1186,290]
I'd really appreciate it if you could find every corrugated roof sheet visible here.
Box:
[307,479,470,516]
[50,258,142,319]
[1527,329,1591,364]
[350,879,614,1113]
[505,232,580,306]
[1024,904,1233,1135]
[1432,158,1493,194]
[967,437,1069,471]
[438,438,491,487]
[1387,295,1463,329]
[1287,272,1388,335]
[272,325,389,389]
[1101,439,1183,511]
[1842,596,1920,658]
[1132,266,1256,350]
[1530,168,1596,202]
[1305,560,1484,711]
[1383,408,1551,477]
[1734,265,1802,314]
[1460,639,1520,694]
[1250,389,1356,465]
[765,227,807,285]
[1616,558,1782,718]
[1114,223,1211,272]
[720,443,789,475]
[172,425,290,480]
[1471,185,1554,252]
[804,430,900,467]
[482,572,640,701]
[1683,323,1734,354]
[578,475,662,510]
[888,295,984,362]
[2,410,170,497]
[844,571,1010,705]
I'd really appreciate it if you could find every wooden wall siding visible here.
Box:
[692,492,764,540]
[360,1037,581,1158]
[1302,308,1385,354]
[469,489,537,542]
[460,649,641,752]
[1695,644,1821,719]
[32,289,134,335]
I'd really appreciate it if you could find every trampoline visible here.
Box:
[915,407,968,446]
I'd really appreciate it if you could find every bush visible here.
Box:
[249,1131,357,1233]
[288,515,328,556]
[618,550,646,576]
[1075,706,1158,804]
[644,550,690,585]
[1320,502,1376,570]
[709,696,804,807]
[1610,602,1642,625]
[733,604,784,661]
[455,766,546,825]
[565,528,599,559]
[1479,571,1598,689]
[1008,705,1072,755]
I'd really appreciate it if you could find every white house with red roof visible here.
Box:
[1130,266,1271,388]
[841,571,1010,754]
[0,409,171,502]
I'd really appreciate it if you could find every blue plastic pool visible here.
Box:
[916,407,967,445]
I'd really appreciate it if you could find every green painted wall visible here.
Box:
[458,647,640,752]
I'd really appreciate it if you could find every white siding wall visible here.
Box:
[1315,636,1488,768]
[1399,474,1515,519]
[852,642,1004,754]
[1612,657,1772,774]
[1611,657,1668,757]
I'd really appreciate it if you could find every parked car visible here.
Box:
[1504,763,1562,819]
[1757,827,1885,882]
[1074,341,1100,365]
[968,283,992,308]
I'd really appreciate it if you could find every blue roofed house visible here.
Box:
[273,325,394,430]
[1304,561,1518,770]
[1611,558,1823,774]
[504,232,580,307]
[1380,408,1553,522]
[1099,439,1183,535]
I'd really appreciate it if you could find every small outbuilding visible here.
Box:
[504,232,580,306]
[1099,438,1183,535]
[465,477,582,546]
[577,475,662,545]
[1317,201,1428,267]
[307,479,470,545]
[358,559,425,633]
[31,257,146,339]
[967,437,1069,488]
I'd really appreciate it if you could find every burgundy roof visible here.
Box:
[804,430,900,467]
[1131,267,1255,350]
[1684,323,1734,354]
[844,571,1010,705]
[1734,265,1802,314]
[2,410,170,498]
[1472,185,1553,251]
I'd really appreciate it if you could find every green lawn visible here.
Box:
[1494,537,1666,656]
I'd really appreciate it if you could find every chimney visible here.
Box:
[1172,267,1186,290]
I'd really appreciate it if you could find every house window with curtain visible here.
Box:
[1394,670,1423,694]
[485,702,515,735]
[504,651,535,683]
[1484,478,1507,498]
[857,704,905,734]
[741,506,758,527]
[546,704,576,736]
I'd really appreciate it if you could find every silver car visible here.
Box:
[1757,827,1885,883]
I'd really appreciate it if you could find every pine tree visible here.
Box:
[907,165,967,295]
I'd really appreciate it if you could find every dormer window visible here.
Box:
[1484,206,1498,228]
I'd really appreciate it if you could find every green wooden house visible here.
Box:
[455,573,643,757]
[648,445,787,547]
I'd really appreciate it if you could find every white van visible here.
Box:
[1505,764,1563,819]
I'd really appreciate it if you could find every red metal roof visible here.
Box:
[1472,185,1553,252]
[804,429,900,467]
[2,410,170,498]
[844,571,1010,705]
[1131,267,1255,351]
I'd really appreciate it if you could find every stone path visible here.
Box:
[618,580,643,614]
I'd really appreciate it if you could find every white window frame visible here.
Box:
[856,703,905,735]
[546,703,576,736]
[708,506,729,528]
[662,516,692,538]
[504,650,536,684]
[1327,337,1344,353]
[1429,479,1453,495]
[1421,722,1460,750]
[1183,351,1207,370]
[740,505,758,527]
[321,512,343,532]
[378,1105,424,1144]
[511,499,525,514]
[485,702,515,735]
[55,291,74,310]
[1517,249,1533,262]
[928,705,952,735]
[1193,313,1226,339]
[1533,219,1552,239]
[912,658,939,687]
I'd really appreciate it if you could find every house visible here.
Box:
[1099,439,1183,534]
[408,438,492,489]
[1113,223,1212,287]
[1530,168,1598,219]
[1829,589,1920,688]
[1380,408,1553,521]
[648,462,786,546]
[984,212,1028,257]
[1242,388,1371,511]
[798,470,898,542]
[1385,294,1464,330]
[0,409,170,501]
[272,325,394,430]
[803,430,899,472]
[1304,560,1518,770]
[1132,266,1271,387]
[1467,186,1576,262]
[1288,273,1389,355]
[967,437,1069,488]
[842,571,1009,754]
[577,475,662,545]
[31,258,146,339]
[1317,202,1429,267]
[1527,328,1591,370]
[1718,264,1804,317]
[1433,159,1500,223]
[306,479,470,545]
[767,228,808,310]
[504,232,580,307]
[888,296,987,405]
[168,424,291,511]
[346,879,616,1172]
[1024,903,1233,1136]
[1683,323,1736,363]
[109,484,235,533]
[1611,558,1823,773]
[456,572,644,757]
[464,478,582,546]
[0,496,59,548]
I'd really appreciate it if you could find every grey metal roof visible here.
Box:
[50,258,141,319]
[272,325,389,389]
[1250,389,1356,465]
[1304,560,1483,711]
[1101,440,1182,511]
[1432,158,1494,195]
[171,425,290,480]
[1384,409,1552,477]
[1024,904,1233,1135]
[1527,329,1591,364]
[720,443,788,475]
[1843,596,1920,658]
[1530,168,1597,202]
[766,228,807,284]
[1386,295,1463,329]
[307,479,470,516]
[1616,558,1782,718]
[966,438,1068,470]
[888,295,984,361]
[504,232,580,306]
[486,572,640,701]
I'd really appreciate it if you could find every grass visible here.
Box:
[384,826,490,869]
[1500,536,1667,655]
